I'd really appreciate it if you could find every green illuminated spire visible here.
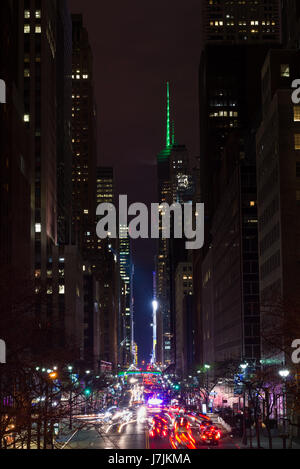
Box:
[157,81,174,162]
[166,81,171,148]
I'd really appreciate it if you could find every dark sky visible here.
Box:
[69,0,203,362]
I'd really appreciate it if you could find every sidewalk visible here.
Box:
[237,431,300,450]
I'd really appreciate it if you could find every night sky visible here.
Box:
[69,0,203,362]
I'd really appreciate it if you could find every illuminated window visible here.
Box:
[35,25,41,33]
[24,25,30,34]
[295,134,300,150]
[35,223,41,233]
[24,69,30,78]
[250,201,256,207]
[35,10,41,18]
[82,74,89,79]
[294,106,300,122]
[281,64,290,77]
[24,10,30,19]
[59,285,65,295]
[24,114,30,122]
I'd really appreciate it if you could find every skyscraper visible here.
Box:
[119,225,134,365]
[197,0,282,368]
[0,0,31,344]
[156,82,174,367]
[175,262,193,377]
[71,14,97,258]
[256,49,300,359]
[22,0,65,350]
[95,167,120,369]
[57,0,72,246]
[156,82,194,368]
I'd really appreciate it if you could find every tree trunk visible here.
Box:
[266,423,273,449]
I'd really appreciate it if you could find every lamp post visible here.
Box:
[278,368,290,449]
[240,363,248,446]
[204,364,211,411]
[152,300,158,364]
[68,366,73,430]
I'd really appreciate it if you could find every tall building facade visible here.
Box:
[256,49,300,359]
[197,0,282,368]
[22,0,73,351]
[0,0,32,359]
[203,0,281,44]
[175,262,193,377]
[0,0,31,278]
[119,225,134,366]
[95,167,120,369]
[57,0,72,245]
[71,14,97,258]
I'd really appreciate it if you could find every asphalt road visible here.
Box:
[62,421,241,450]
[63,421,146,449]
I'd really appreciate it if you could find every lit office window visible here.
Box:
[294,106,300,122]
[35,25,41,33]
[281,64,290,77]
[35,223,41,233]
[24,10,30,19]
[24,25,30,34]
[24,114,30,122]
[35,10,41,18]
[295,134,300,150]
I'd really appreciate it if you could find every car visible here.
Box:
[149,415,170,439]
[169,417,197,449]
[199,426,221,446]
[199,419,212,431]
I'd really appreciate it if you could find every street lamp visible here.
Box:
[240,362,249,446]
[279,369,289,379]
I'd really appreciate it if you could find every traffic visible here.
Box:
[73,367,226,450]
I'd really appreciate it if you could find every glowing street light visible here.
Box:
[279,369,290,379]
